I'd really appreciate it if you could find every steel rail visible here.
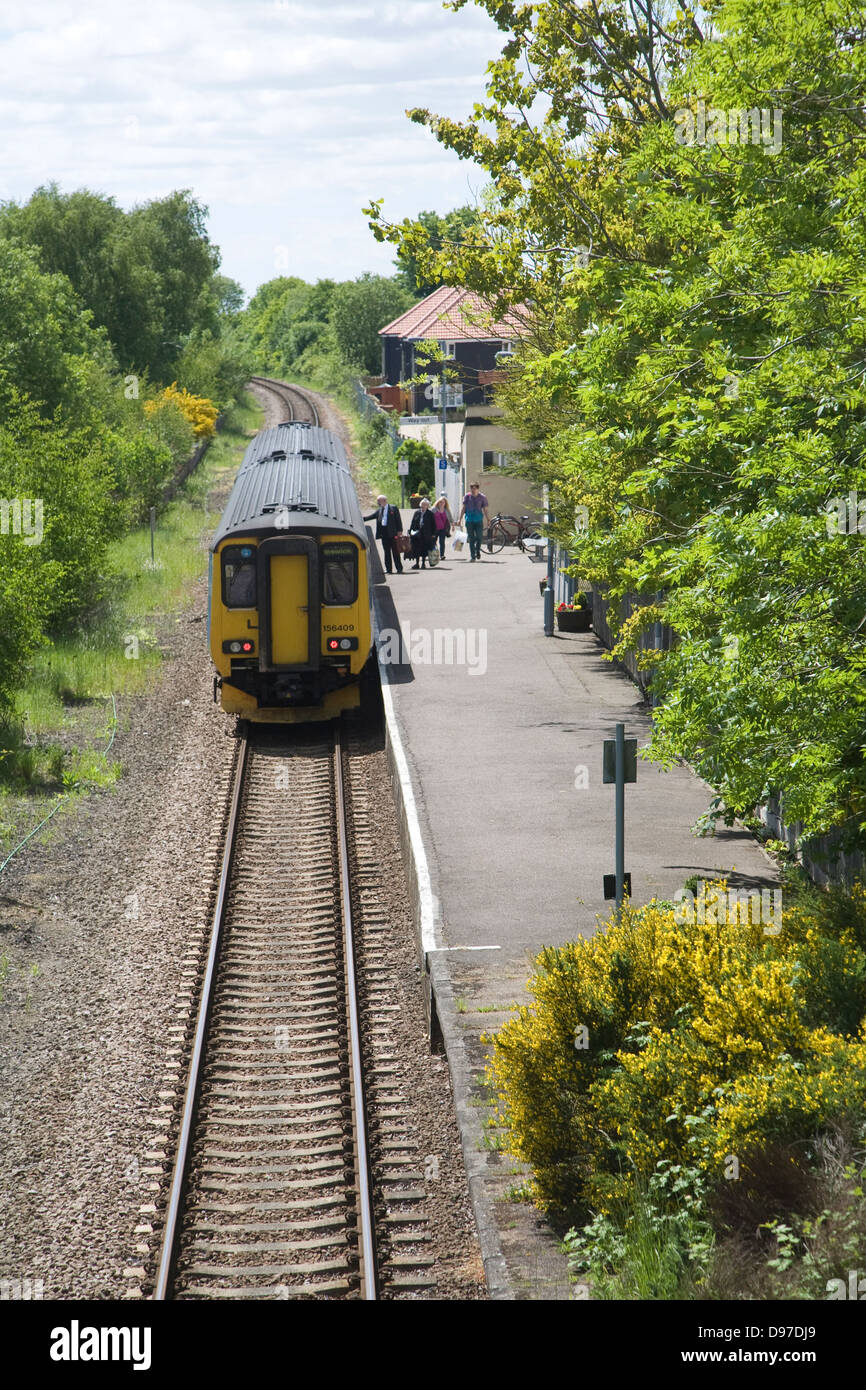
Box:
[249,375,320,428]
[152,731,250,1301]
[333,726,378,1301]
[152,726,378,1300]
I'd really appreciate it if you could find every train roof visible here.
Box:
[212,423,367,548]
[240,423,350,471]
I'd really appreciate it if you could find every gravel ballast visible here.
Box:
[0,383,485,1301]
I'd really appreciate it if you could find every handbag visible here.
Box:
[394,533,411,555]
[452,528,467,551]
[427,546,440,567]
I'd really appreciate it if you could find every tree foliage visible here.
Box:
[393,205,481,297]
[329,274,413,374]
[0,182,244,715]
[367,0,866,847]
[238,270,412,380]
[0,183,241,391]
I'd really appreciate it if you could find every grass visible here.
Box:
[0,392,263,868]
[480,1128,510,1153]
[504,1180,535,1203]
[0,953,45,1010]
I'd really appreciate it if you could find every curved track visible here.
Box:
[249,375,320,427]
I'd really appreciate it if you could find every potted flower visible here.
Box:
[556,592,592,632]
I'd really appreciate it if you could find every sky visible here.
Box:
[0,0,502,299]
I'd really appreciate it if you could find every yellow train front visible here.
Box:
[209,422,376,722]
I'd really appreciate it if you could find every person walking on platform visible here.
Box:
[364,494,404,575]
[409,497,436,569]
[457,482,489,562]
[432,495,454,558]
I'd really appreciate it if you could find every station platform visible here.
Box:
[368,534,777,1299]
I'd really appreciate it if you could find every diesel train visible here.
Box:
[209,421,378,722]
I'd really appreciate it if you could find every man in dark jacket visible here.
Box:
[364,494,404,574]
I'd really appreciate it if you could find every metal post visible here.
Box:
[150,506,156,565]
[400,478,406,508]
[441,361,447,475]
[544,494,555,635]
[615,721,625,912]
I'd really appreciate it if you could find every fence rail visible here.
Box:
[759,796,866,889]
[590,585,674,702]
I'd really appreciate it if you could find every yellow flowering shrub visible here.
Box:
[490,883,866,1216]
[144,383,218,439]
[712,1028,866,1164]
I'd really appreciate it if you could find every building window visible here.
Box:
[481,451,512,472]
[439,340,456,358]
[432,381,463,409]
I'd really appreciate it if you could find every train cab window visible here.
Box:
[322,543,357,606]
[222,545,257,608]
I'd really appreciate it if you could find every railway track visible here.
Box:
[152,725,434,1301]
[249,375,320,427]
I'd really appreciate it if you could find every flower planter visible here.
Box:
[556,607,592,632]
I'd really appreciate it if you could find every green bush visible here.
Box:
[490,883,866,1220]
[395,437,437,496]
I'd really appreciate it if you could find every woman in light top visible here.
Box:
[432,495,454,558]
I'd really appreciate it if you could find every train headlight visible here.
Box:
[339,639,352,650]
[328,639,339,650]
[242,641,253,653]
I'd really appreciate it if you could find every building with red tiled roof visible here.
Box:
[379,285,527,413]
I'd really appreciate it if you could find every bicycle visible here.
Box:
[485,513,543,554]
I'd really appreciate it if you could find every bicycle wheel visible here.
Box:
[486,523,507,553]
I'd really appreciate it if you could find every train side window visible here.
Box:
[322,543,357,605]
[222,545,257,608]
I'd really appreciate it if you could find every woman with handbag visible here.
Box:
[409,497,436,569]
[432,495,454,558]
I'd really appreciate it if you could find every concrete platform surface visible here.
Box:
[369,535,776,1299]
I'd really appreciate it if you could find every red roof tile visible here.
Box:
[379,285,527,342]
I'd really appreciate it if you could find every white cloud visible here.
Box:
[0,0,502,293]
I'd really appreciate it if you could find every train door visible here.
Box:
[257,536,320,671]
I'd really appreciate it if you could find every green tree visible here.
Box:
[329,274,413,375]
[115,191,220,378]
[0,240,114,419]
[0,183,122,333]
[1,185,222,381]
[393,206,481,296]
[367,0,866,847]
[395,437,436,495]
[209,274,245,320]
